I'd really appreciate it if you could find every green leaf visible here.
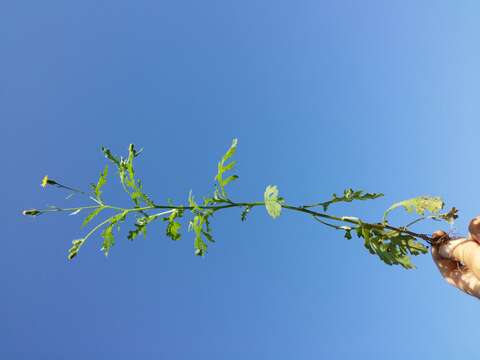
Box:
[102,144,153,207]
[100,224,115,256]
[68,239,85,260]
[202,230,214,243]
[189,213,215,256]
[190,215,208,256]
[221,175,239,188]
[110,211,128,230]
[240,205,252,221]
[129,180,155,208]
[214,138,238,198]
[383,196,444,222]
[128,215,154,241]
[93,165,108,202]
[102,146,127,191]
[344,229,352,240]
[438,207,459,225]
[101,146,120,166]
[314,189,384,211]
[127,223,145,241]
[264,185,283,219]
[125,144,139,188]
[194,237,208,256]
[188,191,203,214]
[405,238,428,255]
[167,221,181,240]
[81,207,104,228]
[162,209,183,241]
[353,224,428,269]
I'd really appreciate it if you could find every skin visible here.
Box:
[431,216,480,299]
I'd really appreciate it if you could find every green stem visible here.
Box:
[282,204,433,243]
[83,217,113,241]
[26,200,434,244]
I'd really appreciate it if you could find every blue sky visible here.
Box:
[3,1,480,358]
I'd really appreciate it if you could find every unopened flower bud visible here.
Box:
[23,209,40,216]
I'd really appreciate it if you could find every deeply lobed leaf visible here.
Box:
[383,196,444,222]
[92,165,108,202]
[314,189,384,212]
[354,224,428,269]
[214,139,238,198]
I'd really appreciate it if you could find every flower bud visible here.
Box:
[23,209,40,216]
[41,175,58,188]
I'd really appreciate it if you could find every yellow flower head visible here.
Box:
[41,175,49,188]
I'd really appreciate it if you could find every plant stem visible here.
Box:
[27,200,435,244]
[281,204,434,243]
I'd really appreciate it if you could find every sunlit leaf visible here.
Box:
[100,224,115,256]
[383,196,444,222]
[190,215,208,256]
[81,207,104,228]
[214,138,238,198]
[101,146,120,166]
[438,207,459,224]
[264,185,283,219]
[93,165,108,202]
[128,215,155,240]
[162,209,183,241]
[313,189,384,211]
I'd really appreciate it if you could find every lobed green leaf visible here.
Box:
[100,224,115,256]
[354,224,428,269]
[437,207,459,225]
[101,146,120,166]
[92,165,108,202]
[383,196,444,222]
[190,215,208,256]
[128,215,155,241]
[163,209,184,241]
[214,138,238,198]
[314,189,384,212]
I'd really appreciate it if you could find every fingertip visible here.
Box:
[469,217,480,243]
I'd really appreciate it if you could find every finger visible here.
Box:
[451,240,480,280]
[469,216,480,243]
[444,268,480,299]
[438,237,469,260]
[431,245,460,278]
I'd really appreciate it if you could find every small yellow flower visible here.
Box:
[41,175,49,188]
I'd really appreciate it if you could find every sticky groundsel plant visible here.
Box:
[23,139,459,269]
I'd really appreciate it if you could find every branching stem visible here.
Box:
[25,139,453,265]
[31,200,434,244]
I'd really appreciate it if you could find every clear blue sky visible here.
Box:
[2,1,480,358]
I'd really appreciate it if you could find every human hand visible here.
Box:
[431,217,480,299]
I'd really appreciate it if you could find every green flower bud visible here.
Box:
[23,209,40,216]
